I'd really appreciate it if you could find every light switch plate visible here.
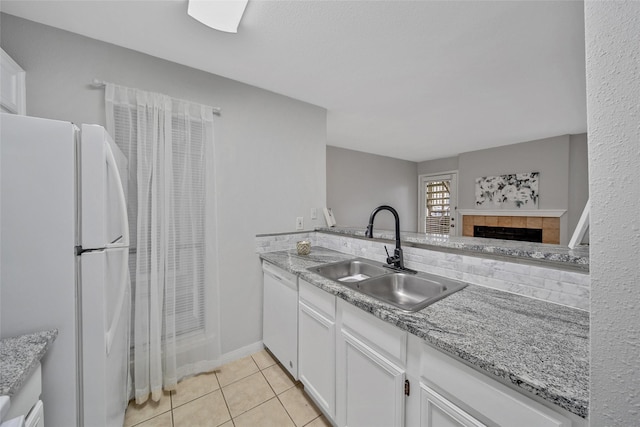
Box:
[311,208,318,220]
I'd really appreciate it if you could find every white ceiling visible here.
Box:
[0,0,587,162]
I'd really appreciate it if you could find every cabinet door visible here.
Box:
[420,384,485,427]
[299,300,335,419]
[338,329,405,427]
[420,344,571,427]
[0,48,26,115]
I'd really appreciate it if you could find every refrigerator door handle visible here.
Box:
[105,250,129,356]
[104,142,129,249]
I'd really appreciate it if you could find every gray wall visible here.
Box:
[457,135,570,211]
[458,135,570,244]
[418,135,589,245]
[585,2,640,425]
[0,14,327,354]
[327,146,418,231]
[416,156,458,176]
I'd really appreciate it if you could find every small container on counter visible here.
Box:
[296,240,311,255]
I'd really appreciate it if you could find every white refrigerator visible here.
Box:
[1,113,131,427]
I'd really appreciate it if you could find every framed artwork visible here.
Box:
[475,172,539,208]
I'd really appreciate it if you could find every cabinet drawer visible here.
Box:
[420,344,571,427]
[299,279,335,320]
[338,299,406,366]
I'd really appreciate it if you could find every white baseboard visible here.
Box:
[217,340,265,366]
[128,340,266,401]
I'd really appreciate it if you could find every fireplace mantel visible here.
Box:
[458,209,566,217]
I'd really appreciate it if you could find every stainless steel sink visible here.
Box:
[348,273,467,312]
[308,258,467,312]
[308,258,389,283]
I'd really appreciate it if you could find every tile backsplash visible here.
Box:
[257,231,589,311]
[255,232,317,254]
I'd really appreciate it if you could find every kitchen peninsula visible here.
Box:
[257,228,589,426]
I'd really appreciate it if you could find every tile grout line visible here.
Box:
[214,373,231,427]
[260,368,298,427]
[221,363,279,421]
[276,391,298,427]
[254,352,302,427]
[302,415,324,427]
[216,371,237,426]
[169,391,174,427]
[126,351,325,427]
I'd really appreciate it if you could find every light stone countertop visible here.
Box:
[259,247,589,418]
[317,226,590,271]
[0,330,58,396]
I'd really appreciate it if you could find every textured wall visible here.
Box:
[327,146,418,231]
[585,2,640,425]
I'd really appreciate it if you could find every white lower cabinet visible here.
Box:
[414,337,580,427]
[298,279,336,419]
[420,384,485,427]
[336,300,407,427]
[265,269,587,427]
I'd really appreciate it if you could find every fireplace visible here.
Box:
[474,225,542,243]
[462,215,560,244]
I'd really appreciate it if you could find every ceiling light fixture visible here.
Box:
[187,0,248,34]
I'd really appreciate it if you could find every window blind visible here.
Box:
[112,104,206,339]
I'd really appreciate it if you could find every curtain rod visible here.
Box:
[90,79,222,116]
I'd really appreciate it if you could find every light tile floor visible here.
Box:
[124,349,332,427]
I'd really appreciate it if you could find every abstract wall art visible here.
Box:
[475,172,539,209]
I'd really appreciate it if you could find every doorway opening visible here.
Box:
[418,172,457,235]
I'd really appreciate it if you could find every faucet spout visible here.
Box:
[366,205,401,248]
[365,205,416,273]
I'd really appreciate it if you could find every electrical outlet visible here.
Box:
[311,207,318,220]
[296,217,304,230]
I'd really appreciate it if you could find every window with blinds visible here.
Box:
[425,180,451,235]
[113,105,206,339]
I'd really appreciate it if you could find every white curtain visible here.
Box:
[105,84,220,404]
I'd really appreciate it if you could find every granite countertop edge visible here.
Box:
[0,329,58,397]
[260,248,589,419]
[316,226,590,271]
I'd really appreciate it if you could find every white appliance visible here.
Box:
[262,261,298,379]
[0,113,131,427]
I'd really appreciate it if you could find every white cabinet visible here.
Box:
[336,300,407,427]
[298,279,336,419]
[420,384,485,427]
[262,261,298,379]
[0,48,26,115]
[261,260,587,427]
[417,341,574,427]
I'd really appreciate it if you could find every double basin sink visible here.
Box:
[308,258,467,312]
